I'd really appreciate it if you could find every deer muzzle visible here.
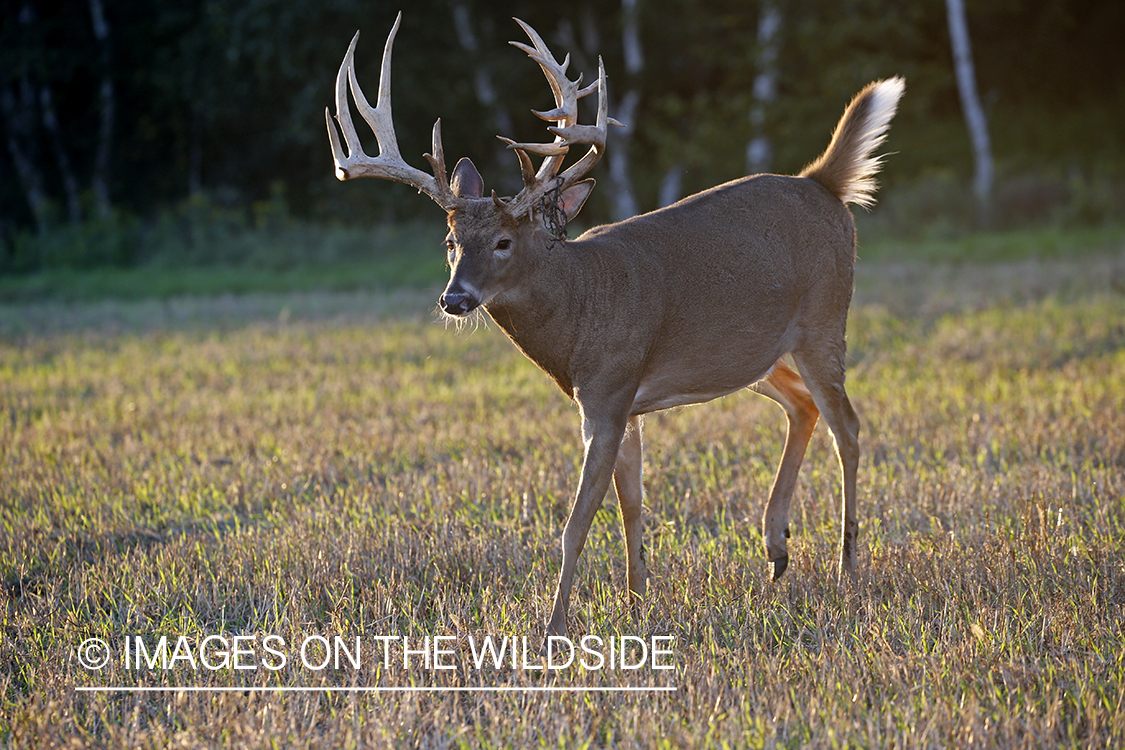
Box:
[439,290,479,316]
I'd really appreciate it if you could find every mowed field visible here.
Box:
[2,250,1125,748]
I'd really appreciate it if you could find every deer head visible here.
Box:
[326,14,620,316]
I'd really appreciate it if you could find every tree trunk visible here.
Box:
[945,0,993,223]
[746,1,781,175]
[606,90,639,219]
[606,0,641,220]
[38,85,83,223]
[658,165,682,208]
[88,0,115,219]
[451,4,516,192]
[2,3,50,232]
[1,82,50,233]
[188,111,203,197]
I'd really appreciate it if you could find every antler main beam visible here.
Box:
[502,18,622,219]
[325,13,458,210]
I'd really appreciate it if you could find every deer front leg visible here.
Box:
[751,361,819,580]
[545,410,629,639]
[613,415,647,602]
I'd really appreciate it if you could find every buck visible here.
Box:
[327,14,904,639]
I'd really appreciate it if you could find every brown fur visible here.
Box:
[329,19,904,641]
[438,79,903,640]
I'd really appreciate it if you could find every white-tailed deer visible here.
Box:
[327,14,904,639]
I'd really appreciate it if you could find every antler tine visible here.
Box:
[325,13,457,210]
[508,19,584,178]
[551,57,625,187]
[326,32,367,179]
[510,19,570,80]
[423,118,449,192]
[497,136,538,185]
[502,23,618,220]
[357,13,405,161]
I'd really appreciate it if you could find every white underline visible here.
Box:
[76,685,676,693]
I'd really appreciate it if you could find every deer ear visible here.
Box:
[559,179,595,222]
[451,157,485,199]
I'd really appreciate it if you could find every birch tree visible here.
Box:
[1,78,49,233]
[605,0,642,220]
[746,0,781,175]
[37,84,82,223]
[88,0,115,219]
[1,2,50,232]
[946,0,993,222]
[451,4,519,192]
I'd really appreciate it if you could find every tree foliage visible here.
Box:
[1,0,1123,264]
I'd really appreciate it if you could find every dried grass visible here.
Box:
[2,254,1124,748]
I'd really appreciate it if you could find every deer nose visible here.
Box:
[439,291,478,316]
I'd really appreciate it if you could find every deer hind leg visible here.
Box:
[751,360,819,580]
[613,415,647,602]
[791,346,861,577]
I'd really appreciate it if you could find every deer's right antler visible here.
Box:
[500,19,623,220]
[325,13,459,211]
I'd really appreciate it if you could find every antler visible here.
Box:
[501,19,623,219]
[325,13,459,210]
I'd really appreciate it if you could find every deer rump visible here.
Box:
[557,174,856,415]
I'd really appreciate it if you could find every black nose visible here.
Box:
[439,291,478,316]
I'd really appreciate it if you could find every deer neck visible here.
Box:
[483,236,591,399]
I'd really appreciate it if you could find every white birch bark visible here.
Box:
[658,166,682,208]
[946,0,993,220]
[451,4,517,191]
[606,0,640,220]
[746,1,781,175]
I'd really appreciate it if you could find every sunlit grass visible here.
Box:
[2,250,1124,747]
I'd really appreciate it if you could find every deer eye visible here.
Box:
[496,239,511,251]
[445,239,456,261]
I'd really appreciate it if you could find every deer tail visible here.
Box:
[799,77,905,209]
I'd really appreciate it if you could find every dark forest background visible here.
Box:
[2,0,1123,277]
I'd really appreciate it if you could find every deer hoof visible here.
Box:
[770,554,789,581]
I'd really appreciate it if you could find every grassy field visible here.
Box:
[2,241,1125,747]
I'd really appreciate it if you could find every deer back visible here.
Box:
[482,173,856,411]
